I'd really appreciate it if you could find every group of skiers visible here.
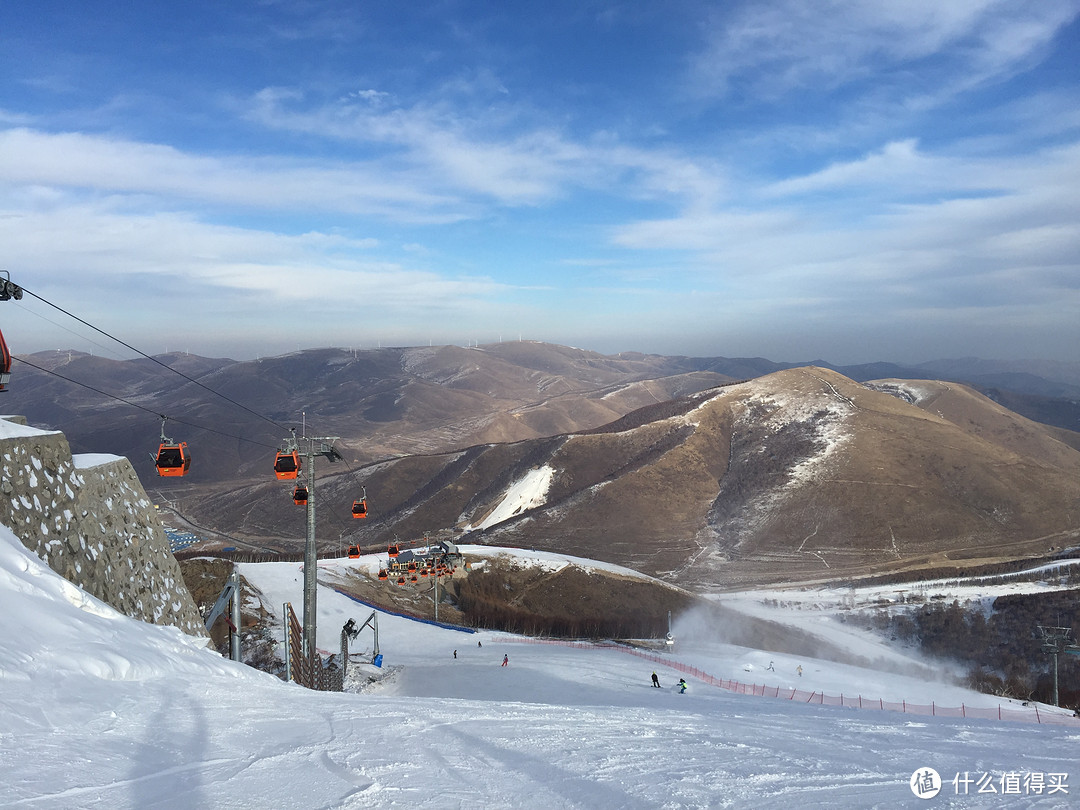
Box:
[650,663,802,693]
[651,672,688,693]
[451,641,509,668]
[449,652,803,686]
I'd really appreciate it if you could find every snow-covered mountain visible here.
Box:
[3,524,1077,809]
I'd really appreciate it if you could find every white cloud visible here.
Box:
[343,89,391,104]
[611,208,803,253]
[0,202,504,309]
[245,89,587,204]
[243,88,730,208]
[609,136,1080,318]
[763,140,933,196]
[691,0,1080,101]
[0,128,462,222]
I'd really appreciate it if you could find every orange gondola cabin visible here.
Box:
[155,441,190,477]
[351,499,368,518]
[292,485,308,505]
[274,450,301,480]
[0,327,11,391]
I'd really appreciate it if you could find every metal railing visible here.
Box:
[282,601,343,692]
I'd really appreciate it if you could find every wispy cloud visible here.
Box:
[245,88,587,204]
[761,140,992,198]
[0,201,507,314]
[245,87,726,207]
[610,138,1080,314]
[690,1,1080,103]
[0,128,462,222]
[1,0,1076,362]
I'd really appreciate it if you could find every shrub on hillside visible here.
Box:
[874,590,1080,706]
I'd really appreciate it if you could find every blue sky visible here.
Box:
[1,0,1078,364]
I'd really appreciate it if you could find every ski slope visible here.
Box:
[2,526,1078,809]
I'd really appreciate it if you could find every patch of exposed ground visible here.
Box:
[178,557,283,673]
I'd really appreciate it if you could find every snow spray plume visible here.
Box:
[673,601,950,683]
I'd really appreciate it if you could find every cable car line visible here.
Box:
[14,355,165,418]
[12,278,373,522]
[17,285,293,435]
[12,356,278,451]
[9,299,124,360]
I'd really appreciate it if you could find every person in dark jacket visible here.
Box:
[651,672,661,688]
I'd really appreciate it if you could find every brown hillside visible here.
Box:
[180,367,1080,591]
[4,343,735,489]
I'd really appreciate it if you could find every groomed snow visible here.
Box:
[464,465,554,531]
[2,524,1078,808]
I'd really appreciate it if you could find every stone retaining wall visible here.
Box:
[0,415,206,636]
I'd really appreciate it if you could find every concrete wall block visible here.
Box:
[1,418,207,637]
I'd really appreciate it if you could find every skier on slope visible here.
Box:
[502,654,509,667]
[651,672,661,688]
[677,678,687,694]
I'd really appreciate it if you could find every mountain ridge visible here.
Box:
[7,342,1079,590]
[178,365,1080,590]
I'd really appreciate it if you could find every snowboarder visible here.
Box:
[453,650,457,659]
[501,654,509,667]
[766,661,775,672]
[677,678,687,694]
[651,672,661,688]
[797,665,803,677]
[478,641,482,648]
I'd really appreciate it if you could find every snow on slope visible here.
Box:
[464,465,555,531]
[3,524,1079,809]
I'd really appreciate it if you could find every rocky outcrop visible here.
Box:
[0,415,206,636]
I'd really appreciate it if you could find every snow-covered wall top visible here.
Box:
[0,415,205,637]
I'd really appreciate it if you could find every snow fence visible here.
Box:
[510,638,1080,728]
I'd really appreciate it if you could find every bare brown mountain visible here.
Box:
[6,342,737,487]
[184,367,1080,590]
